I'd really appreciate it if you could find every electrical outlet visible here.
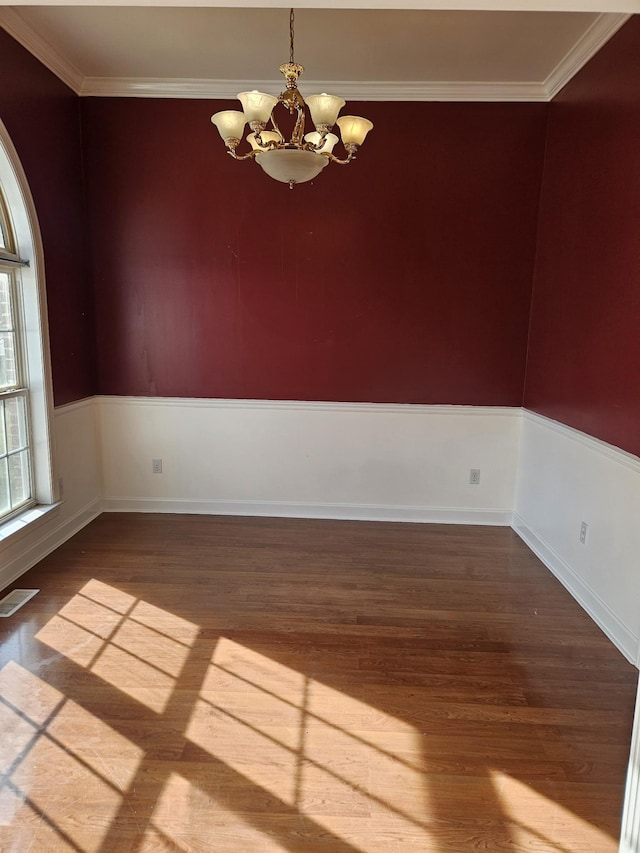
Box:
[152,458,163,474]
[470,469,480,485]
[579,521,588,544]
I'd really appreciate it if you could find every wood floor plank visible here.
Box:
[0,514,636,852]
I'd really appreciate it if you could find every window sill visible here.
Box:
[0,502,62,546]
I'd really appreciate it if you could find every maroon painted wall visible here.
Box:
[3,17,639,450]
[0,30,95,405]
[82,98,546,404]
[524,18,640,456]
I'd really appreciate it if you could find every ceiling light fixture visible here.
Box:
[211,8,373,189]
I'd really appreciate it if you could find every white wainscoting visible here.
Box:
[98,397,520,525]
[0,397,102,590]
[5,396,640,675]
[514,410,640,665]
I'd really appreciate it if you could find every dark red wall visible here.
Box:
[4,19,640,452]
[82,98,546,404]
[524,18,640,456]
[0,30,95,405]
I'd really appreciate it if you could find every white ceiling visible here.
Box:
[0,4,633,101]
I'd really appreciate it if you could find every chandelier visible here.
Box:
[210,9,373,189]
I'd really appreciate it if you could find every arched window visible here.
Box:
[0,191,31,517]
[0,119,55,526]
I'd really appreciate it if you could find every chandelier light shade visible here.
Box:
[336,116,374,146]
[210,110,246,144]
[237,91,280,124]
[210,8,373,189]
[304,131,339,154]
[247,131,283,150]
[305,94,346,129]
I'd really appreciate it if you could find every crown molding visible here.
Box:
[0,7,632,104]
[544,11,630,99]
[80,76,548,102]
[0,7,83,94]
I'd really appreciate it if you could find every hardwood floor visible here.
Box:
[0,514,637,852]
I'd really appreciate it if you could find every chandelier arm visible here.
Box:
[277,88,307,146]
[303,138,328,153]
[269,111,284,142]
[322,150,358,165]
[227,148,259,162]
[291,98,306,146]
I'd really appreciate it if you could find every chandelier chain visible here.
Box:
[289,8,295,65]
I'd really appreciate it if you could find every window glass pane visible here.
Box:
[0,272,11,329]
[0,400,5,456]
[6,396,27,452]
[0,330,18,389]
[0,458,8,516]
[9,450,30,508]
[0,193,12,252]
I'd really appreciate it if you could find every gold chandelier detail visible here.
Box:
[211,9,373,189]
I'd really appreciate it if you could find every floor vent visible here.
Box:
[0,589,39,617]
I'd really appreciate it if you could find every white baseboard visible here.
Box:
[512,512,638,664]
[103,497,513,526]
[0,498,102,591]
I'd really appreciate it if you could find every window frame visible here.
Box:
[0,118,57,525]
[0,256,35,519]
